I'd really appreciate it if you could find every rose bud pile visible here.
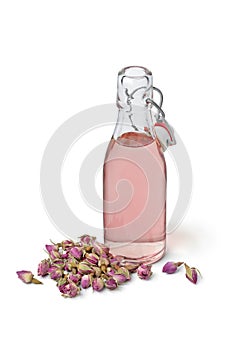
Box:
[17,235,153,298]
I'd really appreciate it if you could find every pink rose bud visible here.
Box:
[92,241,107,255]
[68,273,82,284]
[117,267,131,280]
[85,253,99,265]
[45,244,60,259]
[106,267,115,277]
[53,259,65,267]
[61,251,69,259]
[48,266,63,280]
[124,264,139,273]
[81,274,91,289]
[78,262,93,274]
[185,264,200,284]
[16,270,42,284]
[59,282,80,298]
[113,273,127,284]
[137,264,153,280]
[99,244,110,255]
[92,266,101,277]
[162,261,183,274]
[110,257,120,268]
[98,256,109,267]
[80,235,94,245]
[37,259,50,276]
[61,240,74,249]
[69,247,83,260]
[92,277,104,291]
[105,278,118,290]
[16,270,33,283]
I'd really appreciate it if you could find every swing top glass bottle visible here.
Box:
[103,66,174,265]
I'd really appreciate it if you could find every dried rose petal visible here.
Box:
[137,264,152,280]
[38,259,50,276]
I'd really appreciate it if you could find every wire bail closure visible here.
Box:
[146,87,176,149]
[124,84,176,149]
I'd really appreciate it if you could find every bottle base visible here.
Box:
[105,240,166,265]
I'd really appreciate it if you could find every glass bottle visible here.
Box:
[103,66,175,265]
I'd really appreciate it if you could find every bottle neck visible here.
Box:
[113,66,156,141]
[113,105,156,141]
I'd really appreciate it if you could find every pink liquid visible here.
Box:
[103,132,166,264]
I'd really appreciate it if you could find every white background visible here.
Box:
[1,1,232,349]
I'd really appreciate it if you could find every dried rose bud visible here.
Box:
[110,257,120,269]
[48,266,63,280]
[100,245,110,255]
[106,267,115,277]
[68,273,82,284]
[80,235,94,245]
[16,270,42,284]
[92,242,103,256]
[37,259,50,277]
[78,262,93,274]
[64,257,79,271]
[117,267,131,280]
[162,261,183,274]
[53,259,65,267]
[98,256,109,267]
[124,264,139,273]
[59,282,80,298]
[113,273,128,284]
[85,253,99,265]
[57,277,67,287]
[45,244,60,259]
[92,241,110,256]
[61,240,74,250]
[185,264,200,284]
[92,266,102,277]
[105,278,118,290]
[137,264,153,280]
[69,247,83,260]
[17,270,33,283]
[81,274,91,289]
[92,277,104,291]
[61,251,69,259]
